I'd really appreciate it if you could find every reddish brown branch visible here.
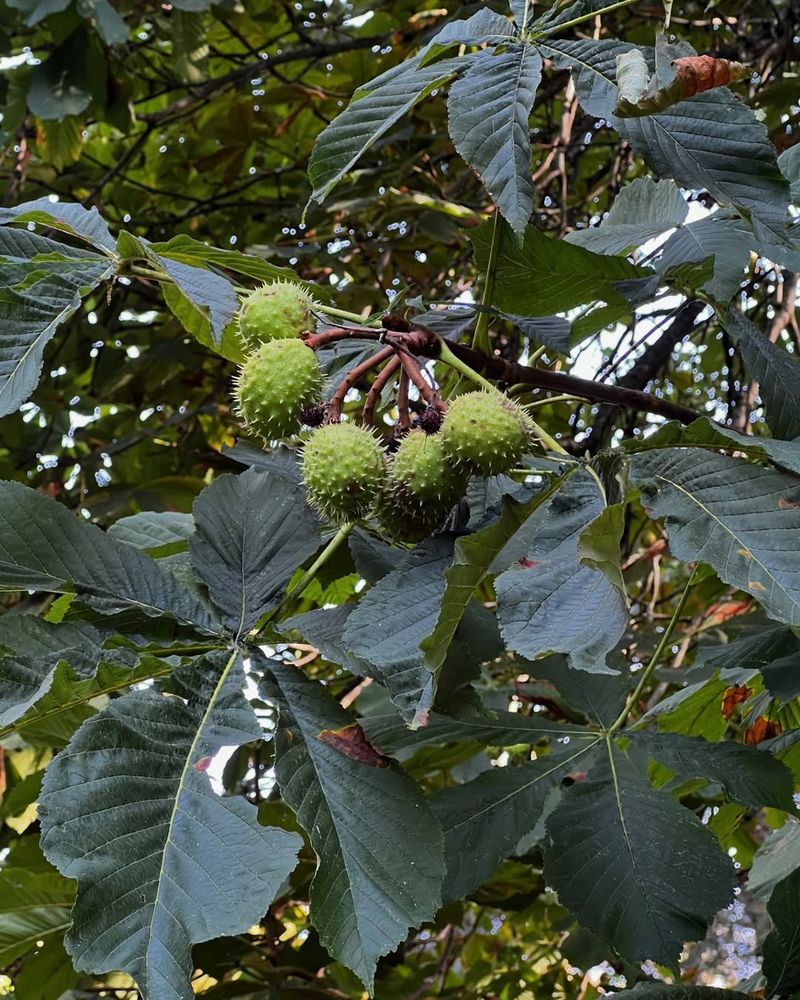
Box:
[397,369,412,432]
[397,350,437,406]
[363,355,401,426]
[302,326,382,350]
[327,346,394,421]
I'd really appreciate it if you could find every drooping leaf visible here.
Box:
[108,511,195,556]
[656,214,751,301]
[615,88,790,238]
[308,57,463,205]
[362,707,596,755]
[634,731,796,810]
[529,652,631,727]
[150,234,311,290]
[577,502,627,597]
[630,448,800,626]
[566,177,688,255]
[723,307,800,441]
[190,468,321,637]
[494,470,630,672]
[614,49,649,109]
[262,657,445,992]
[0,197,116,253]
[432,742,600,901]
[0,255,114,416]
[471,218,646,316]
[540,37,634,119]
[0,615,135,729]
[342,535,456,725]
[0,480,217,631]
[544,744,735,966]
[779,143,800,202]
[447,45,542,233]
[117,231,238,346]
[421,473,570,676]
[418,8,515,66]
[622,416,800,478]
[0,867,74,967]
[39,652,302,1000]
[762,868,800,998]
[748,819,800,902]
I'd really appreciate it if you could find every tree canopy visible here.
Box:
[1,1,799,998]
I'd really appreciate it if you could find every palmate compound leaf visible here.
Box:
[447,44,542,233]
[431,736,602,902]
[494,469,630,672]
[630,448,800,626]
[0,196,116,254]
[543,742,735,967]
[190,467,322,638]
[261,655,445,993]
[0,253,114,416]
[0,480,217,632]
[39,651,302,1000]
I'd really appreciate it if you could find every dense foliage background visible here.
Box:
[1,0,799,998]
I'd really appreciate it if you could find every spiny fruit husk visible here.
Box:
[375,487,455,542]
[234,339,322,440]
[238,280,318,352]
[302,422,386,522]
[440,390,532,477]
[390,429,466,507]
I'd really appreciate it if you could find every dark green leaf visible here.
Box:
[0,480,217,630]
[39,652,302,1000]
[608,985,753,1000]
[432,743,599,901]
[0,255,113,416]
[623,416,800,477]
[447,45,541,233]
[190,468,321,636]
[723,307,800,441]
[529,652,631,727]
[657,215,751,301]
[471,218,645,315]
[763,868,800,998]
[630,449,800,627]
[748,820,800,902]
[0,197,116,252]
[566,177,688,254]
[308,57,463,205]
[495,471,630,672]
[540,38,633,119]
[0,868,74,966]
[634,731,796,810]
[421,474,568,676]
[544,745,735,967]
[108,511,195,556]
[615,89,790,238]
[262,657,445,991]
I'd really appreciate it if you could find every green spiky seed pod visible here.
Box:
[375,486,455,542]
[234,339,322,440]
[238,280,317,352]
[302,422,386,522]
[390,430,466,507]
[440,390,531,477]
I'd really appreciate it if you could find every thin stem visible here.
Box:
[316,304,378,326]
[472,213,500,354]
[538,0,639,36]
[523,393,585,408]
[437,339,497,393]
[327,345,394,421]
[131,264,169,282]
[363,354,401,425]
[608,564,700,734]
[437,339,568,454]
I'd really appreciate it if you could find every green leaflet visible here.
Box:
[39,652,302,1000]
[447,45,542,233]
[544,743,735,967]
[262,656,445,993]
[190,467,322,637]
[630,448,800,626]
[494,470,630,673]
[763,868,800,997]
[0,480,217,631]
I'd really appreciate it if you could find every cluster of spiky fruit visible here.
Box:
[232,284,533,536]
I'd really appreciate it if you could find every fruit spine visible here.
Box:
[234,339,322,440]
